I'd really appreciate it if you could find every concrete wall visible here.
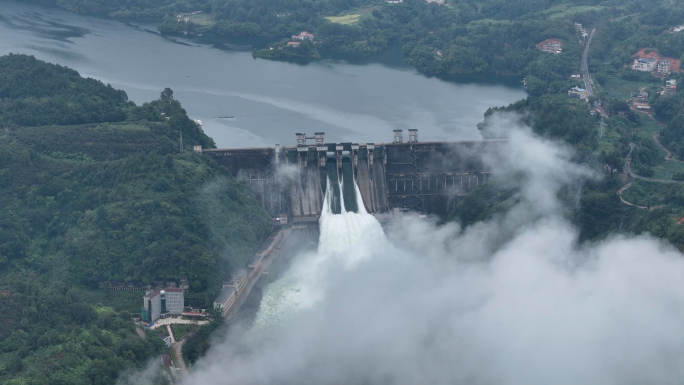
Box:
[204,140,501,219]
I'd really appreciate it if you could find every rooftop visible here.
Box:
[215,286,236,304]
[145,287,184,299]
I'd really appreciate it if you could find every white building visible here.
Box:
[142,288,184,323]
[568,86,588,100]
[658,59,671,74]
[214,286,236,316]
[632,57,658,72]
[541,40,562,54]
[666,79,677,94]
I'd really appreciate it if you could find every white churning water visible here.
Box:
[250,178,386,332]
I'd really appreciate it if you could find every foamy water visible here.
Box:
[251,178,385,332]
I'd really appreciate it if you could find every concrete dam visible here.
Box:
[198,130,502,221]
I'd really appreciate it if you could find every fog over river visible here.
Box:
[0,0,526,148]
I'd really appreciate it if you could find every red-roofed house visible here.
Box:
[292,31,314,40]
[287,41,301,47]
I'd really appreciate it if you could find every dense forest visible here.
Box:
[0,54,271,384]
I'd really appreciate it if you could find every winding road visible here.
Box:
[623,142,684,184]
[618,139,684,210]
[652,133,684,163]
[582,28,596,98]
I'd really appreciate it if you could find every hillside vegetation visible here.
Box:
[24,0,655,76]
[0,54,271,384]
[449,2,684,250]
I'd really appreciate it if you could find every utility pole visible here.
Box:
[179,129,183,153]
[599,114,605,138]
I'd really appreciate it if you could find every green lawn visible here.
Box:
[652,160,684,180]
[188,13,216,27]
[326,14,361,24]
[639,116,665,135]
[326,6,380,25]
[540,5,610,19]
[596,75,650,100]
[597,125,621,153]
[111,123,150,131]
[171,323,193,340]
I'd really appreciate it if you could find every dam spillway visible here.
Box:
[199,130,502,221]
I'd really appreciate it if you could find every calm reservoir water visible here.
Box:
[0,1,526,148]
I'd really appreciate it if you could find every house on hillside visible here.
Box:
[635,91,649,103]
[292,31,314,40]
[574,22,588,38]
[632,57,658,71]
[568,86,588,100]
[666,79,677,94]
[286,41,301,48]
[540,39,562,54]
[658,59,671,74]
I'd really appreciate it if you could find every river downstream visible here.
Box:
[0,1,526,148]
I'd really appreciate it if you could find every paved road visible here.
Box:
[618,181,646,208]
[224,228,291,320]
[149,318,209,329]
[166,324,175,343]
[582,28,596,98]
[173,338,189,377]
[609,13,638,22]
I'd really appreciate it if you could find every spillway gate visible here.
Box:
[199,131,503,221]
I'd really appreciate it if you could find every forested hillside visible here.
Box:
[0,54,271,384]
[448,1,684,249]
[23,0,657,76]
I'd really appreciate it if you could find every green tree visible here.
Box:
[160,88,174,101]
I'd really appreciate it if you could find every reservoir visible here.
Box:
[0,1,526,148]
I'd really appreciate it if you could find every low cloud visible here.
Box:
[176,114,684,385]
